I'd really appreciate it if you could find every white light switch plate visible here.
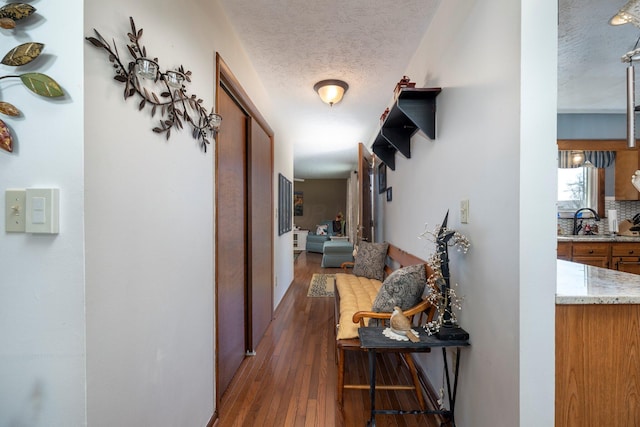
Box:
[5,189,26,232]
[25,188,59,234]
[460,199,469,224]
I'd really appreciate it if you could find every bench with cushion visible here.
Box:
[334,241,436,408]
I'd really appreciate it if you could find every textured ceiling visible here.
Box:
[218,0,640,178]
[558,0,640,113]
[218,0,440,178]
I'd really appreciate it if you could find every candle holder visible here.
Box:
[86,17,222,152]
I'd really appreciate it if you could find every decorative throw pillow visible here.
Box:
[352,241,389,281]
[316,224,328,235]
[371,263,426,313]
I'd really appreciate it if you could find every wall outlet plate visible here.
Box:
[5,189,26,232]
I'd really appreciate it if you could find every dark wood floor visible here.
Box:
[215,251,441,427]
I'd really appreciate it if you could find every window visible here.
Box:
[557,166,598,216]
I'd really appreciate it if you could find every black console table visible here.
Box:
[358,327,470,427]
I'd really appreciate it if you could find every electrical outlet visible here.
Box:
[5,189,26,232]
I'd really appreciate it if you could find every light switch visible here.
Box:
[5,189,26,232]
[31,197,46,224]
[460,199,469,224]
[25,188,59,234]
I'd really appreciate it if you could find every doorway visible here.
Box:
[215,54,274,402]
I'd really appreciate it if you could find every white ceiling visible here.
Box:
[559,0,640,113]
[219,0,640,179]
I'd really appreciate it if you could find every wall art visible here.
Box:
[0,3,65,153]
[86,17,221,152]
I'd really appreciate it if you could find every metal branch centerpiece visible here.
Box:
[85,17,221,152]
[420,210,470,341]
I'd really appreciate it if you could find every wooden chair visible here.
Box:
[335,245,436,409]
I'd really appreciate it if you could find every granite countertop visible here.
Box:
[556,260,640,304]
[557,235,640,242]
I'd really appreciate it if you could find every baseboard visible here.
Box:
[207,410,218,427]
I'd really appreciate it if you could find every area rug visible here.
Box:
[307,274,335,297]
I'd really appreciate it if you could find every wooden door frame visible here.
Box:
[214,53,275,412]
[357,143,373,243]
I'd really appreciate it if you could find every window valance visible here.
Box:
[558,150,615,169]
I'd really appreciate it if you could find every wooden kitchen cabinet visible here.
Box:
[557,241,572,261]
[556,304,640,426]
[571,242,610,269]
[558,240,640,273]
[614,149,640,200]
[612,242,640,274]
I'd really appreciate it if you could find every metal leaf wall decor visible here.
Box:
[85,17,221,152]
[0,3,65,153]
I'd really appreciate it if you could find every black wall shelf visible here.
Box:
[372,87,441,170]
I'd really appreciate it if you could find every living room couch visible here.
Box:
[305,220,336,253]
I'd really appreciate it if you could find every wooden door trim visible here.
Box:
[216,53,273,138]
[357,143,373,243]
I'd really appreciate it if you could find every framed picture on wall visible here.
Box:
[378,162,387,194]
[278,173,292,235]
[294,191,303,216]
[386,187,392,202]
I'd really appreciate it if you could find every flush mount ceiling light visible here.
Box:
[314,79,349,106]
[611,0,640,26]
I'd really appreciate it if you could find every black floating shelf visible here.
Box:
[372,87,441,170]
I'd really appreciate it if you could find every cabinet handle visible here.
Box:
[589,249,594,254]
[629,250,635,255]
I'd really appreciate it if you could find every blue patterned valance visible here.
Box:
[558,151,615,169]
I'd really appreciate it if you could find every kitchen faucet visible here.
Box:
[573,208,601,235]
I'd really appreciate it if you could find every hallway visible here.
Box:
[216,251,440,427]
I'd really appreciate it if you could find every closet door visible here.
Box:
[247,119,273,351]
[216,85,248,397]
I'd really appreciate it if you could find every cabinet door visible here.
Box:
[572,256,609,268]
[557,241,572,261]
[613,256,640,274]
[614,150,640,200]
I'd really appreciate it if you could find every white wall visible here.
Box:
[380,0,557,425]
[2,0,291,423]
[274,121,295,308]
[519,1,557,424]
[83,1,291,425]
[0,1,87,425]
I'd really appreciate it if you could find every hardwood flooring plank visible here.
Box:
[216,251,440,427]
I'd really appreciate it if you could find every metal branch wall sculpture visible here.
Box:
[0,3,65,153]
[85,17,221,152]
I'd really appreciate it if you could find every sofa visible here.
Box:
[320,241,354,267]
[333,242,436,408]
[305,220,336,253]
